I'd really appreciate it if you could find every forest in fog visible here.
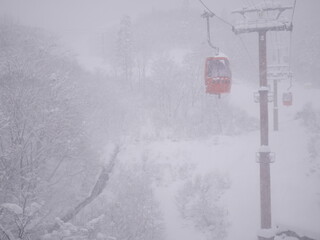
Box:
[0,0,319,239]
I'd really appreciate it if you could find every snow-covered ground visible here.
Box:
[79,44,320,239]
[118,79,320,240]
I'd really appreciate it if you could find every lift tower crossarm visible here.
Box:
[233,22,292,35]
[232,5,293,35]
[232,6,293,16]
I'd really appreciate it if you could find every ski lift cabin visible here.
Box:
[205,56,232,95]
[282,92,292,106]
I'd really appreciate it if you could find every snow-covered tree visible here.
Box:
[296,103,320,175]
[176,172,230,240]
[73,160,165,240]
[0,21,99,239]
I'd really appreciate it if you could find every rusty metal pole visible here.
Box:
[258,30,272,235]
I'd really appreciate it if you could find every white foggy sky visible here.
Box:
[0,0,242,32]
[1,0,182,31]
[1,0,319,59]
[0,0,243,56]
[1,0,319,34]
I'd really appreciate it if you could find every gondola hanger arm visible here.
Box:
[202,11,219,55]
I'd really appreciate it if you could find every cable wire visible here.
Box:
[198,0,214,14]
[291,0,297,23]
[197,0,234,28]
[197,0,258,69]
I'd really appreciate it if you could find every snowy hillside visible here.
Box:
[1,1,320,239]
[114,79,320,240]
[66,27,320,237]
[71,32,320,239]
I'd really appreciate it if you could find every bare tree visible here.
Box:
[47,145,120,234]
[0,22,100,239]
[176,173,230,240]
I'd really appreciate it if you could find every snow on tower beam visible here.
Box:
[232,3,293,34]
[232,6,293,16]
[233,20,292,34]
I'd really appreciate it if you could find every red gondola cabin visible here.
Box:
[282,92,292,106]
[205,56,232,95]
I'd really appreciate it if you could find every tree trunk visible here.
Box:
[48,145,120,233]
[0,224,14,240]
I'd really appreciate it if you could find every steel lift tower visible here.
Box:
[232,2,293,240]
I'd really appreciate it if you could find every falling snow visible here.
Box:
[0,0,319,240]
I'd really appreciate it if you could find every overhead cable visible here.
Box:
[197,0,234,28]
[291,0,297,23]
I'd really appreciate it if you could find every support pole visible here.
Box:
[258,30,272,234]
[273,79,278,131]
[232,4,293,240]
[259,31,269,145]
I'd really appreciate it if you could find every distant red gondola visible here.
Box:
[205,56,232,95]
[282,92,292,106]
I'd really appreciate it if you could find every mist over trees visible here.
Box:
[0,1,319,239]
[99,7,258,140]
[296,104,320,176]
[0,21,102,239]
[0,21,163,239]
[0,14,235,238]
